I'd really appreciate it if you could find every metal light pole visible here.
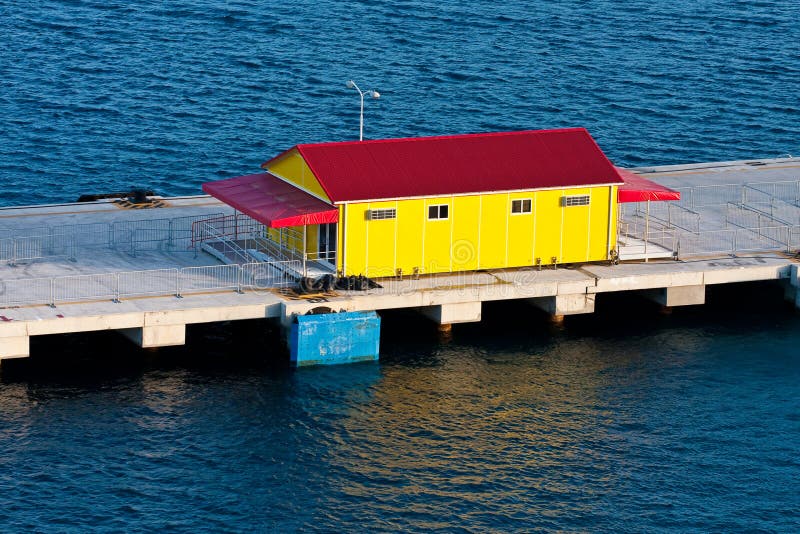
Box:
[346,80,380,141]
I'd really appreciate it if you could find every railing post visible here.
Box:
[176,269,182,298]
[50,278,55,307]
[236,266,243,294]
[732,229,737,256]
[114,273,120,303]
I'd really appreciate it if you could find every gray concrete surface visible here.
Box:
[2,159,800,363]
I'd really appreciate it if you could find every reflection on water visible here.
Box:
[0,285,799,531]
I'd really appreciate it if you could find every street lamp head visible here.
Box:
[369,90,380,99]
[346,80,356,89]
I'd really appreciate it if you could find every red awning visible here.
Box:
[202,173,338,228]
[616,167,681,203]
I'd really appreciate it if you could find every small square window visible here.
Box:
[511,199,532,214]
[428,204,449,220]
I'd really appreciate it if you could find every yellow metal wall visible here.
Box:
[263,149,328,257]
[340,186,618,278]
[265,149,331,203]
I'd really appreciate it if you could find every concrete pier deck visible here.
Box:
[2,157,800,363]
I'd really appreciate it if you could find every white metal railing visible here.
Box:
[624,202,701,233]
[195,222,254,264]
[0,213,225,265]
[743,180,800,206]
[179,265,242,295]
[190,213,337,276]
[676,225,800,257]
[0,234,78,265]
[0,261,302,308]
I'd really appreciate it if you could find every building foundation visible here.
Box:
[642,285,706,307]
[420,302,482,325]
[0,335,30,362]
[119,324,186,349]
[529,294,596,317]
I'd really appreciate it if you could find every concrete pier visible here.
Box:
[420,302,482,326]
[2,158,800,366]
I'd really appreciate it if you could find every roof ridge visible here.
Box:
[295,127,589,149]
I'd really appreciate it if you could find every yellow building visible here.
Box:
[203,128,627,278]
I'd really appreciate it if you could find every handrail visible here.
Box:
[195,221,254,264]
[0,260,303,308]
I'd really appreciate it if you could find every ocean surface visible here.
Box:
[1,1,800,531]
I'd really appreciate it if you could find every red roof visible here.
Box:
[263,128,624,203]
[202,173,338,228]
[616,167,681,203]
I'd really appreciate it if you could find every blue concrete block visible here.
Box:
[289,311,380,367]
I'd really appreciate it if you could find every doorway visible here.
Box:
[318,223,337,265]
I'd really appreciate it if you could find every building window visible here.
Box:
[428,204,449,220]
[368,208,396,220]
[562,194,590,207]
[511,199,532,214]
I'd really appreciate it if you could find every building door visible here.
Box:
[318,223,337,265]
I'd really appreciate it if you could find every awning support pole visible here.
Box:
[645,199,650,263]
[303,225,308,277]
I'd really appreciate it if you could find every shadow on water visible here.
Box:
[380,278,799,366]
[0,319,290,387]
[2,278,797,385]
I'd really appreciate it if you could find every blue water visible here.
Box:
[2,1,800,207]
[2,1,800,531]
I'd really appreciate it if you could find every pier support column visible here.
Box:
[420,302,482,325]
[529,294,595,320]
[0,335,30,363]
[0,323,30,363]
[785,264,800,309]
[642,285,705,307]
[119,324,186,349]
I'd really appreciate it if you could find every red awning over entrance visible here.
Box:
[202,173,338,228]
[616,167,681,203]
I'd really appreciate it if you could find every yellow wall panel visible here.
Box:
[507,192,535,267]
[394,199,425,277]
[451,196,481,271]
[560,187,591,263]
[364,201,398,278]
[477,194,508,269]
[532,189,564,265]
[265,149,331,203]
[342,203,369,275]
[422,198,453,273]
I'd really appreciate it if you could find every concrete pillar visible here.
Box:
[0,335,30,362]
[420,302,482,325]
[642,285,705,307]
[786,264,800,309]
[529,294,596,318]
[119,324,186,348]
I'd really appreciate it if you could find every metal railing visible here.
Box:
[0,234,78,265]
[0,260,302,308]
[623,202,701,233]
[0,213,225,265]
[743,180,800,206]
[677,226,799,256]
[190,213,337,276]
